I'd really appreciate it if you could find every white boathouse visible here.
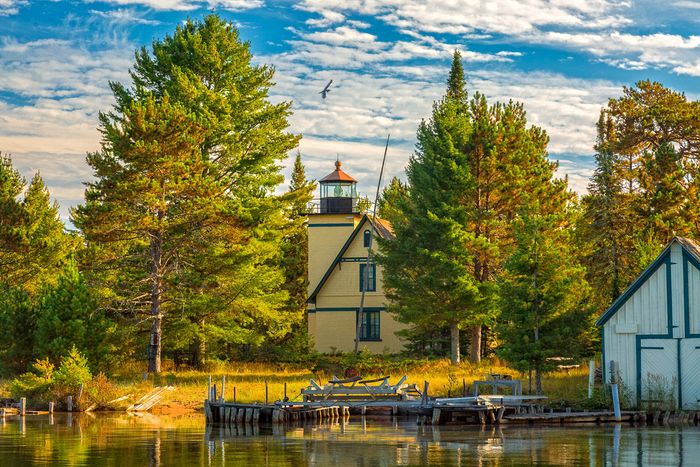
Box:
[597,237,700,409]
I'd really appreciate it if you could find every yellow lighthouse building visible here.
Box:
[306,160,406,353]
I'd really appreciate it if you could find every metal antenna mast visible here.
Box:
[354,134,390,355]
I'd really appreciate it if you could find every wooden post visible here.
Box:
[48,402,54,414]
[233,387,236,403]
[212,384,217,403]
[431,408,441,425]
[284,383,287,401]
[421,381,429,406]
[265,381,268,405]
[610,360,618,384]
[588,360,595,399]
[462,378,466,397]
[20,397,26,416]
[66,395,73,412]
[611,383,621,421]
[207,375,212,402]
[204,399,210,423]
[220,376,226,403]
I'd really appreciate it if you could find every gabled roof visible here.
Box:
[307,214,393,304]
[596,236,700,327]
[319,160,358,183]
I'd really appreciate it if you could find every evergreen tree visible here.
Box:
[74,15,299,372]
[377,177,409,222]
[280,152,315,333]
[17,174,80,293]
[73,95,219,373]
[0,284,37,375]
[379,51,482,365]
[380,51,567,364]
[0,154,27,283]
[34,262,114,371]
[580,111,636,308]
[498,209,594,395]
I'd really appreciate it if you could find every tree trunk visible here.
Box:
[450,322,460,365]
[535,367,543,396]
[148,232,163,374]
[470,325,481,363]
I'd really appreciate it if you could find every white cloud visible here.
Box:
[89,8,160,25]
[298,0,631,36]
[84,0,262,11]
[672,0,700,9]
[305,9,345,27]
[0,0,26,16]
[206,0,264,11]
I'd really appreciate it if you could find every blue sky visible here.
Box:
[2,0,700,221]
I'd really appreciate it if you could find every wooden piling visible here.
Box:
[208,375,212,402]
[20,398,26,416]
[66,395,73,412]
[284,383,287,401]
[48,402,54,414]
[236,406,245,424]
[221,376,226,403]
[245,407,253,423]
[431,408,441,425]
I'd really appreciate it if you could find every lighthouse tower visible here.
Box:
[306,160,405,353]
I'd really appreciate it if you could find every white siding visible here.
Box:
[688,261,700,335]
[604,261,669,401]
[601,242,700,409]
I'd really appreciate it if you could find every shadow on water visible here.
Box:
[2,412,700,466]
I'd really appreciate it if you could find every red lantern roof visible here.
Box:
[319,160,358,183]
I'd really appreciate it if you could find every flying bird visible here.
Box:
[319,80,333,99]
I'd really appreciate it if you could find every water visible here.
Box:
[1,413,699,466]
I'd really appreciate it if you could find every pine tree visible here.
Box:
[74,15,299,372]
[73,95,227,373]
[34,261,114,371]
[380,51,567,364]
[379,51,482,365]
[0,154,27,282]
[18,174,80,293]
[498,209,594,395]
[0,157,78,294]
[0,284,37,375]
[580,111,636,308]
[282,151,315,325]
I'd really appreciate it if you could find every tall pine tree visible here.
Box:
[74,16,299,372]
[498,207,593,395]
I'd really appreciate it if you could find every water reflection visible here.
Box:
[1,412,700,466]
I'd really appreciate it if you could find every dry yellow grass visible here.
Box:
[119,359,594,410]
[0,359,595,411]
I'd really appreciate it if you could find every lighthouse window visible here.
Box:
[363,229,371,247]
[359,263,376,292]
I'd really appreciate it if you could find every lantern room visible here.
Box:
[319,160,358,214]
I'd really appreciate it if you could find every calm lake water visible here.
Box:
[0,412,698,466]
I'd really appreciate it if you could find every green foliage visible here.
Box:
[583,81,700,311]
[9,348,93,405]
[54,346,93,391]
[8,358,54,400]
[0,284,38,375]
[35,262,115,371]
[280,151,315,328]
[74,15,300,372]
[0,156,78,294]
[497,209,595,395]
[379,51,567,365]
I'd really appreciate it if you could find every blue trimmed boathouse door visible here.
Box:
[639,339,678,408]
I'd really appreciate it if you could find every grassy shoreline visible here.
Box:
[0,359,598,413]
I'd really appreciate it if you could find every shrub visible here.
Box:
[54,346,92,394]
